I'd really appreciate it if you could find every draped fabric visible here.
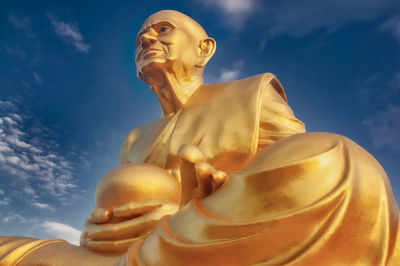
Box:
[0,236,122,265]
[128,133,400,265]
[120,73,305,174]
[0,237,65,265]
[118,74,399,265]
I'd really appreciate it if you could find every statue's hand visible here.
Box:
[178,144,227,207]
[80,199,178,253]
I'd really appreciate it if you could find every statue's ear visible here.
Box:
[196,37,216,68]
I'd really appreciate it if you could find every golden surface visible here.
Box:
[1,9,399,265]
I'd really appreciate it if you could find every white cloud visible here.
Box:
[41,221,81,245]
[11,114,23,122]
[0,100,83,208]
[30,146,43,153]
[6,135,31,148]
[23,186,37,197]
[0,142,12,153]
[0,197,11,206]
[33,73,43,84]
[217,59,244,82]
[47,13,91,53]
[32,202,55,212]
[211,0,254,15]
[1,213,29,224]
[0,100,17,110]
[6,155,20,165]
[201,0,256,30]
[3,117,17,125]
[218,69,240,82]
[8,13,35,38]
[362,105,400,153]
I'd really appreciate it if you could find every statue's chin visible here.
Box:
[137,61,167,85]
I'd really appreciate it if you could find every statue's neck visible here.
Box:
[150,73,203,116]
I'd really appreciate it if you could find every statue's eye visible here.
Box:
[160,26,170,33]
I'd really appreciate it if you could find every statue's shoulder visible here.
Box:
[236,72,287,102]
[193,73,286,104]
[210,72,276,88]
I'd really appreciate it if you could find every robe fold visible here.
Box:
[130,132,399,265]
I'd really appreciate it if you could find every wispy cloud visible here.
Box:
[2,44,26,60]
[47,13,91,53]
[0,99,86,211]
[0,100,17,110]
[362,105,400,153]
[219,69,240,82]
[388,73,400,94]
[352,72,400,105]
[0,197,11,206]
[200,0,398,49]
[33,73,43,84]
[0,212,81,245]
[0,212,36,224]
[32,201,55,212]
[379,16,400,45]
[200,0,257,30]
[265,0,395,39]
[8,12,35,38]
[205,60,244,83]
[218,60,244,82]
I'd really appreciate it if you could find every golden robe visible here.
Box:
[1,74,398,265]
[119,73,399,265]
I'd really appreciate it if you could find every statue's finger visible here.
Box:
[87,203,178,240]
[193,162,214,198]
[79,229,88,247]
[212,170,227,192]
[85,235,146,254]
[86,216,158,241]
[113,199,171,217]
[178,144,206,207]
[177,144,206,164]
[89,207,111,224]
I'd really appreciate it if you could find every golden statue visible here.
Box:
[1,10,399,265]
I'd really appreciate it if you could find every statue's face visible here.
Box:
[135,11,207,80]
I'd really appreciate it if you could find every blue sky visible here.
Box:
[1,0,399,245]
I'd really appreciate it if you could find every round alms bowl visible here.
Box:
[95,163,180,210]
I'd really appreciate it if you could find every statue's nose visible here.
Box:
[140,32,157,48]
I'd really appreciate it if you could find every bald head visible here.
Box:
[138,10,208,42]
[135,10,216,86]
